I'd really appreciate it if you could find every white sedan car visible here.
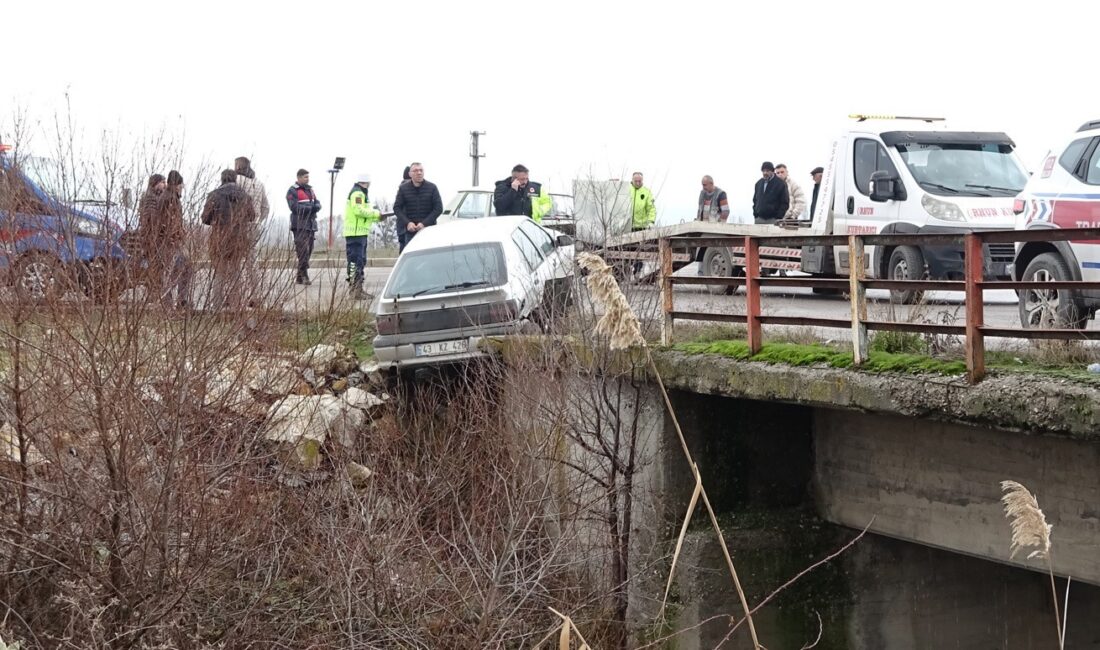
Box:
[373,216,575,370]
[437,187,575,236]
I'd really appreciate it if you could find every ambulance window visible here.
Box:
[854,139,899,196]
[1059,138,1091,175]
[1085,142,1100,185]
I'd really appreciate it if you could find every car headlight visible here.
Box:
[921,194,965,222]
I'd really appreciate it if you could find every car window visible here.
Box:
[455,192,490,219]
[511,228,544,272]
[384,242,507,298]
[519,220,555,257]
[1059,138,1091,175]
[1086,142,1100,186]
[853,138,899,196]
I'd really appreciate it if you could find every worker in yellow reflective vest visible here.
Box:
[344,174,384,300]
[630,171,657,230]
[630,171,657,279]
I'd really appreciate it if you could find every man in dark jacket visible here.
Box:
[809,166,824,220]
[493,164,551,222]
[201,169,257,309]
[752,161,789,224]
[286,169,321,284]
[393,162,442,251]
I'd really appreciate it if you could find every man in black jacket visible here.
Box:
[201,169,257,309]
[752,161,789,224]
[286,169,322,284]
[493,164,550,221]
[393,162,442,251]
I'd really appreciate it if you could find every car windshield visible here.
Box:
[384,242,508,299]
[895,143,1028,197]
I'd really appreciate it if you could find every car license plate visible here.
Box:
[414,339,470,357]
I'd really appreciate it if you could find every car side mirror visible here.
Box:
[869,170,904,203]
[555,234,574,247]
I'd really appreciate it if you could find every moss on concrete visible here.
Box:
[672,340,967,376]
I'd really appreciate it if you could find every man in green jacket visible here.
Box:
[344,174,384,300]
[630,171,657,231]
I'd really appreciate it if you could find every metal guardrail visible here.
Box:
[656,228,1100,384]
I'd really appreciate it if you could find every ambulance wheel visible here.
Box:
[1018,252,1086,329]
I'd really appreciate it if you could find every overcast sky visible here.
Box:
[5,0,1099,225]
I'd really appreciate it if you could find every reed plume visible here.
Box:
[576,253,644,351]
[1001,480,1052,560]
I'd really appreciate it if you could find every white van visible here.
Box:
[812,119,1028,288]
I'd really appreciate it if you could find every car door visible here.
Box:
[835,137,902,275]
[1052,137,1100,279]
[518,220,573,314]
[510,225,549,315]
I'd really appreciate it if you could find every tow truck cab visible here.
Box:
[813,118,1027,286]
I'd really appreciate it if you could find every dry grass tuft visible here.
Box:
[1001,480,1052,560]
[576,253,644,351]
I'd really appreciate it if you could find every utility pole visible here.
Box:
[469,131,486,186]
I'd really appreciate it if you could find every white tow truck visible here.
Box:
[600,115,1030,302]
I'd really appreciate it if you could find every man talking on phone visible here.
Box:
[493,164,552,224]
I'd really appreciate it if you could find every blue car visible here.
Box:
[0,144,135,303]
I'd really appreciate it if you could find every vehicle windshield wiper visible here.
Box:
[965,183,1021,194]
[407,281,488,299]
[919,181,960,193]
[443,280,492,290]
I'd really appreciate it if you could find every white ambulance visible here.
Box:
[1012,119,1100,328]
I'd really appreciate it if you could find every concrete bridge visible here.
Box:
[647,349,1100,587]
[520,346,1100,647]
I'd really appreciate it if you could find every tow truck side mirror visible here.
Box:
[869,170,904,203]
[555,233,574,247]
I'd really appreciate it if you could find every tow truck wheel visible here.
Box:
[701,248,735,296]
[887,246,926,304]
[13,253,69,304]
[1018,252,1086,329]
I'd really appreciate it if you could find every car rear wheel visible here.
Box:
[888,246,926,304]
[1018,252,1086,329]
[13,253,70,303]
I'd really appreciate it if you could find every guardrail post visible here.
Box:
[849,235,869,365]
[965,233,985,383]
[745,236,762,354]
[659,237,674,346]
